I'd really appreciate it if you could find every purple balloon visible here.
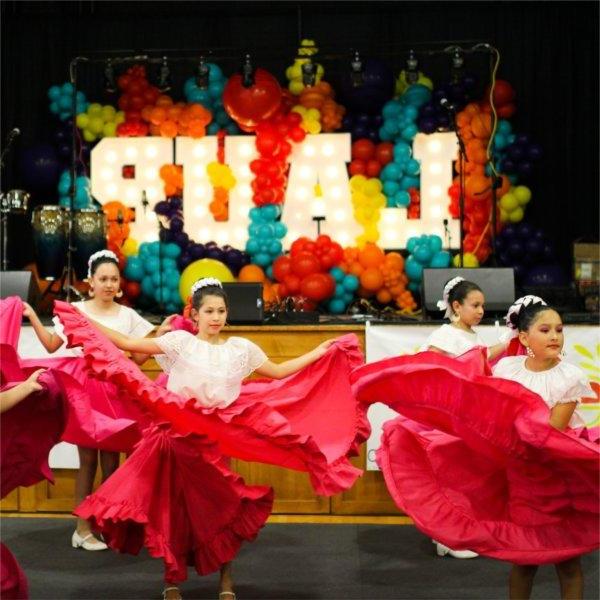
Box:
[498,251,511,265]
[342,115,354,130]
[356,113,371,125]
[367,129,379,142]
[177,253,192,270]
[189,243,206,259]
[512,263,526,280]
[18,143,61,192]
[542,243,555,260]
[420,103,437,118]
[436,113,450,128]
[159,228,173,242]
[508,239,523,257]
[169,196,183,211]
[373,115,384,126]
[340,58,395,115]
[502,158,516,172]
[352,124,368,139]
[418,118,437,134]
[517,222,533,239]
[508,145,524,160]
[169,217,184,233]
[525,238,542,256]
[240,252,251,266]
[154,201,170,216]
[517,161,533,176]
[206,247,224,261]
[524,265,567,287]
[462,73,478,90]
[500,224,517,239]
[515,134,530,146]
[173,231,189,247]
[528,144,542,161]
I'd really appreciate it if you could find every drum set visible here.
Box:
[1,189,107,298]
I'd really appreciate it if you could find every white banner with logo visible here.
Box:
[365,322,600,470]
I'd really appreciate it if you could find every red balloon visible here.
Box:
[486,79,515,106]
[283,273,301,294]
[300,273,335,302]
[291,251,320,277]
[124,281,141,300]
[272,255,293,282]
[348,159,366,176]
[497,103,516,119]
[375,142,394,165]
[365,159,382,177]
[223,68,282,129]
[256,133,280,157]
[352,139,376,161]
[289,126,306,143]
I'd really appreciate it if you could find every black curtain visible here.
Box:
[1,1,598,271]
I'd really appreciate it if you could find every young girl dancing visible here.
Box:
[53,277,367,600]
[22,250,169,551]
[351,295,598,599]
[426,276,507,360]
[494,295,594,599]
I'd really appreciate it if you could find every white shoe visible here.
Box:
[71,530,108,551]
[434,540,478,559]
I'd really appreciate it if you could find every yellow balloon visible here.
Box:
[508,207,524,223]
[121,237,139,257]
[179,259,235,303]
[453,253,479,268]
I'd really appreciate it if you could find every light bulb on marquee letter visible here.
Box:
[91,138,173,242]
[282,133,360,248]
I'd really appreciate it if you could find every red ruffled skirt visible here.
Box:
[1,543,28,600]
[53,300,369,496]
[75,425,273,583]
[351,349,600,565]
[1,296,145,453]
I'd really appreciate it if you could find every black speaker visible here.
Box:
[0,270,39,304]
[222,282,264,324]
[422,268,515,314]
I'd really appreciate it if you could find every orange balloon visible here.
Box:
[384,251,404,270]
[465,174,491,198]
[471,113,492,139]
[376,289,392,304]
[150,107,167,125]
[349,261,364,277]
[496,174,511,197]
[358,243,385,268]
[238,264,266,283]
[155,95,174,107]
[188,120,206,138]
[360,267,384,291]
[159,120,178,138]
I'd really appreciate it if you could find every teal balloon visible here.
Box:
[382,101,402,119]
[151,272,163,287]
[414,244,433,265]
[328,299,346,314]
[248,223,262,237]
[405,256,424,281]
[258,225,274,239]
[207,122,220,135]
[343,292,354,304]
[138,242,151,258]
[408,281,420,293]
[406,237,418,253]
[161,257,177,271]
[402,84,431,106]
[335,284,345,298]
[400,176,420,191]
[405,158,420,176]
[246,239,260,254]
[164,243,181,259]
[394,191,411,207]
[124,257,144,281]
[141,276,154,297]
[430,251,451,268]
[154,286,170,304]
[149,242,161,256]
[260,204,280,220]
[268,240,283,255]
[253,253,271,267]
[383,180,400,196]
[498,120,512,135]
[401,124,418,141]
[381,163,402,181]
[428,235,443,253]
[330,267,345,283]
[273,222,287,238]
[164,269,180,288]
[145,256,160,273]
[394,142,412,161]
[48,86,61,101]
[342,274,359,292]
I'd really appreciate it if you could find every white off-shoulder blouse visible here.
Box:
[154,330,268,409]
[493,356,593,428]
[423,324,485,357]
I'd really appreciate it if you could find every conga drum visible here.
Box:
[72,209,107,281]
[31,205,67,280]
[1,190,30,214]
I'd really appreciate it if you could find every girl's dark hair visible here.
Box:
[512,302,559,332]
[89,255,119,277]
[446,279,482,307]
[191,284,229,311]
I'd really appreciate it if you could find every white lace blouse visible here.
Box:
[53,301,154,357]
[493,356,593,428]
[423,324,485,357]
[154,330,268,410]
